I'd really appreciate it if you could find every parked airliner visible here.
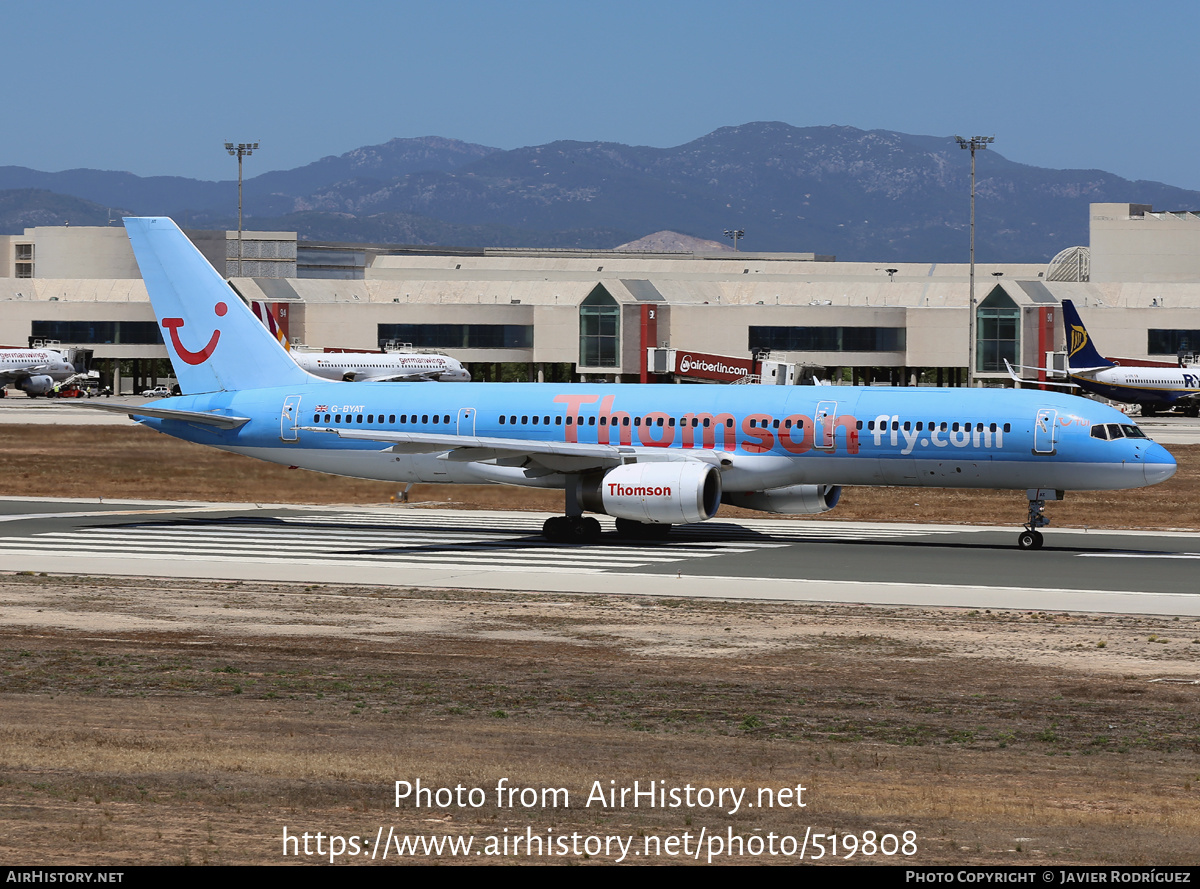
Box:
[249,301,470,382]
[1008,299,1200,416]
[0,346,76,397]
[89,218,1176,550]
[290,349,471,383]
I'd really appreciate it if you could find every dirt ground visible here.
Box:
[2,426,1199,531]
[1,426,1198,865]
[1,575,1198,866]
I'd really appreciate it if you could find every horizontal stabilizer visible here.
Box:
[77,401,250,429]
[1003,359,1079,390]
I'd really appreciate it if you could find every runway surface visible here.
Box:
[2,496,1198,616]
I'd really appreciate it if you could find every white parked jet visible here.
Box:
[290,349,471,383]
[0,346,76,397]
[248,300,469,382]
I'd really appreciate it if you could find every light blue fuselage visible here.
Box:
[140,382,1174,493]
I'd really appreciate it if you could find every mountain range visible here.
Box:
[3,123,1196,262]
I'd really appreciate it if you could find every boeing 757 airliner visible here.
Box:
[92,218,1176,550]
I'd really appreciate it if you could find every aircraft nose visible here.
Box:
[1143,443,1177,486]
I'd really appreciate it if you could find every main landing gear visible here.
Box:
[1018,489,1061,550]
[542,515,671,544]
[542,478,602,544]
[540,479,671,545]
[542,515,601,544]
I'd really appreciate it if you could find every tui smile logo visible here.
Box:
[162,301,227,365]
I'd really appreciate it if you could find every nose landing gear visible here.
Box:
[1019,489,1061,550]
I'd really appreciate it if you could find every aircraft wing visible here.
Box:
[1003,360,1079,390]
[362,372,439,383]
[312,427,727,473]
[77,402,251,429]
[0,366,49,383]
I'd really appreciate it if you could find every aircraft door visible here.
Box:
[457,407,476,435]
[815,400,838,450]
[1033,408,1056,455]
[280,395,302,442]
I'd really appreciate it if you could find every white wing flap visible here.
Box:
[308,427,724,472]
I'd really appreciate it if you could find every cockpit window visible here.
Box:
[1120,424,1147,439]
[1091,425,1109,441]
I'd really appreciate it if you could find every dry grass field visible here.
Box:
[1,424,1199,865]
[1,575,1198,866]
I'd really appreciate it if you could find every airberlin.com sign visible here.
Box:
[676,352,757,382]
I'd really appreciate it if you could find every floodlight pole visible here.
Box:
[224,141,259,276]
[724,229,745,252]
[956,135,993,387]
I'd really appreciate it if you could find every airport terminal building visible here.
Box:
[3,202,1200,392]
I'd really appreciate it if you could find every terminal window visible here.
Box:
[748,326,906,352]
[30,320,164,344]
[1148,329,1200,355]
[377,323,532,349]
[579,285,620,367]
[976,289,1019,373]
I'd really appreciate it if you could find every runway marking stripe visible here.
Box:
[60,531,778,556]
[0,511,958,575]
[0,540,740,567]
[1078,552,1200,560]
[0,549,615,574]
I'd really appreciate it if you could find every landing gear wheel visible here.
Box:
[1017,529,1043,550]
[542,516,567,543]
[542,515,602,545]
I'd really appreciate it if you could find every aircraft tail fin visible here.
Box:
[1061,299,1115,372]
[251,300,291,352]
[124,218,311,393]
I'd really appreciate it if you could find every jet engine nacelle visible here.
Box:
[723,484,842,515]
[17,375,55,396]
[583,462,722,525]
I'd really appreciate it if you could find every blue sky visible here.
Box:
[8,0,1200,190]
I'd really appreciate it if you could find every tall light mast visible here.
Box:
[956,135,993,386]
[224,141,259,276]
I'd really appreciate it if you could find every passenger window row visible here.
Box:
[862,420,1011,433]
[311,413,451,425]
[497,414,735,428]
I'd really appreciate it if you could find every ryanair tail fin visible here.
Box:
[124,217,312,393]
[1061,299,1115,372]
